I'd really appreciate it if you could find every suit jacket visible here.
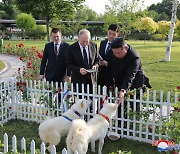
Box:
[66,41,98,85]
[97,39,114,87]
[112,45,151,91]
[40,41,70,82]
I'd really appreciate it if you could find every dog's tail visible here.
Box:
[66,119,89,153]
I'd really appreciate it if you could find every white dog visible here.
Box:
[66,101,119,154]
[39,99,90,151]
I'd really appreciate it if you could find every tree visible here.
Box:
[165,0,179,61]
[15,0,84,42]
[136,17,157,43]
[16,13,37,40]
[105,0,144,38]
[148,0,180,20]
[175,20,180,36]
[157,20,170,40]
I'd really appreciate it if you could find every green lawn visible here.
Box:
[0,120,163,154]
[3,40,180,92]
[0,60,5,71]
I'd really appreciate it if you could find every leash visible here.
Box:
[62,90,69,113]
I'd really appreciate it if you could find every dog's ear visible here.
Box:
[81,101,84,108]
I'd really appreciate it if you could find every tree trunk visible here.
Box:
[165,0,178,61]
[46,19,50,42]
[23,30,26,41]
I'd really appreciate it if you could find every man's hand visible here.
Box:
[65,76,71,82]
[99,60,108,67]
[80,68,88,75]
[39,75,44,81]
[118,89,126,104]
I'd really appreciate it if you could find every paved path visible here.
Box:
[0,53,24,82]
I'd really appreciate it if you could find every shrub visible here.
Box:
[2,43,43,80]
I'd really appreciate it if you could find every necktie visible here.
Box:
[55,43,58,56]
[105,43,111,55]
[83,47,89,68]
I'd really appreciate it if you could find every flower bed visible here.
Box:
[2,43,43,81]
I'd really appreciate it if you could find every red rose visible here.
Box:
[177,86,180,90]
[19,87,23,91]
[16,82,21,86]
[67,94,71,99]
[38,53,43,58]
[22,82,26,86]
[19,57,23,61]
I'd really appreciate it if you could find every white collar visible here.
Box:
[54,41,61,45]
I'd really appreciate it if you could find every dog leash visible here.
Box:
[62,90,69,113]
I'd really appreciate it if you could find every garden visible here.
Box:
[0,40,179,154]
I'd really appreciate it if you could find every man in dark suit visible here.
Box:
[66,29,98,93]
[111,37,152,107]
[111,37,152,134]
[97,24,119,93]
[40,28,70,83]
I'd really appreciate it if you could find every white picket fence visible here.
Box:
[0,78,178,153]
[2,133,77,154]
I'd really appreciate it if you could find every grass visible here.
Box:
[0,60,5,71]
[0,120,164,154]
[3,40,180,92]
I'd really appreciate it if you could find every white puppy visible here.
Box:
[66,101,118,154]
[39,99,90,151]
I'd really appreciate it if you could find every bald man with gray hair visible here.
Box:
[66,29,98,93]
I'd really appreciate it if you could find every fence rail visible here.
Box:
[0,78,178,152]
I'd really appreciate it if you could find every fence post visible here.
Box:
[4,133,8,153]
[10,77,16,119]
[40,142,46,154]
[21,137,26,153]
[12,135,17,153]
[30,140,35,154]
[62,148,67,154]
[51,145,56,154]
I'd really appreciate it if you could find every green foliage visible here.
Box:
[148,0,180,20]
[136,17,157,34]
[15,0,85,41]
[175,20,180,36]
[2,43,43,81]
[27,25,47,40]
[157,20,170,40]
[160,87,180,143]
[104,0,144,38]
[16,13,37,32]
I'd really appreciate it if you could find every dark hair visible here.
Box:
[51,28,61,33]
[111,37,125,49]
[108,24,119,32]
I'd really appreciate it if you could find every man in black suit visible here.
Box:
[111,37,152,134]
[97,24,119,93]
[66,29,98,93]
[111,37,151,107]
[40,28,70,83]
